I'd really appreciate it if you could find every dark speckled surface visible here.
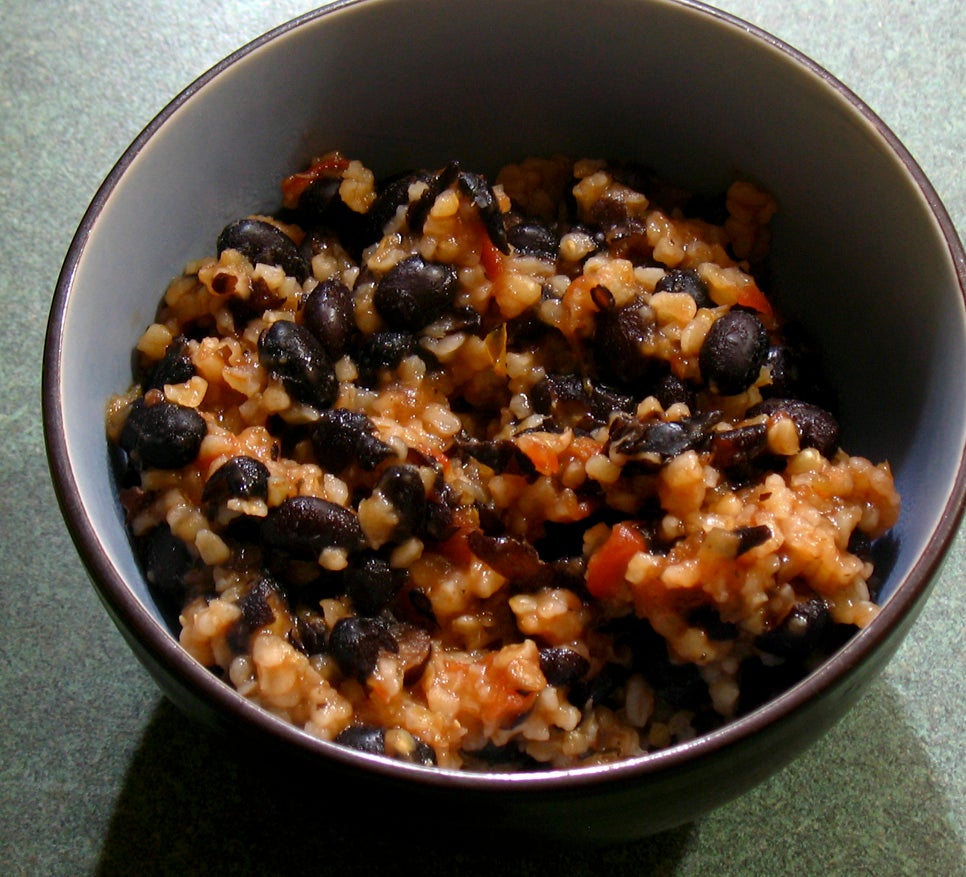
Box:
[3,1,963,873]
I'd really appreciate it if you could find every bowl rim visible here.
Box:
[42,0,966,792]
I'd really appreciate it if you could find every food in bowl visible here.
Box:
[105,151,900,770]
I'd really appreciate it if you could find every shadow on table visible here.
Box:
[94,680,961,876]
[93,697,693,876]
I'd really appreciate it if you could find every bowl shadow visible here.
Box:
[93,680,962,875]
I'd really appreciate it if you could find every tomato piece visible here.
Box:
[736,282,773,317]
[585,522,647,599]
[481,233,504,282]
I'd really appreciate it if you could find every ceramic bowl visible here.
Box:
[43,0,966,842]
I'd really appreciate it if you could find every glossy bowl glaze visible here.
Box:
[43,0,966,842]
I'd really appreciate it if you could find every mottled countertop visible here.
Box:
[2,1,963,873]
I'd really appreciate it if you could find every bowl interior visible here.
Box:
[47,0,966,761]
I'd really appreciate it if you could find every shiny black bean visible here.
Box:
[506,219,558,260]
[373,254,459,332]
[145,336,194,391]
[217,218,310,282]
[302,279,357,361]
[260,496,364,558]
[755,597,831,661]
[202,456,269,505]
[539,646,590,687]
[752,397,840,458]
[329,615,398,681]
[655,268,715,309]
[312,408,393,473]
[120,398,207,470]
[228,575,286,653]
[257,319,338,409]
[335,724,386,755]
[375,465,426,540]
[345,554,405,616]
[699,309,769,395]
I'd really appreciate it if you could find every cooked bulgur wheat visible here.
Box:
[107,152,899,770]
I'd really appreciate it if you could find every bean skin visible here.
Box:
[217,217,310,282]
[373,254,458,332]
[257,319,338,409]
[120,397,207,470]
[539,646,590,687]
[699,309,769,395]
[260,496,364,558]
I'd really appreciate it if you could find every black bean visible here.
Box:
[202,456,269,505]
[626,618,708,709]
[217,218,310,283]
[292,608,328,656]
[655,268,715,309]
[467,531,555,591]
[457,169,509,253]
[355,330,419,378]
[594,299,659,390]
[752,397,840,458]
[455,434,537,476]
[407,161,461,233]
[710,422,769,471]
[687,605,739,642]
[374,465,426,540]
[229,575,286,651]
[335,724,386,755]
[345,554,405,616]
[329,615,397,681]
[699,309,769,395]
[302,278,358,361]
[373,254,459,332]
[120,398,207,470]
[539,646,590,687]
[260,496,364,559]
[140,523,193,603]
[604,220,653,269]
[653,372,695,410]
[367,169,434,243]
[568,664,628,709]
[257,319,338,409]
[755,597,831,661]
[145,336,194,391]
[311,408,393,473]
[506,219,558,261]
[607,411,717,466]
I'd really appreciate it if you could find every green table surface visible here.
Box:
[2,1,963,873]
